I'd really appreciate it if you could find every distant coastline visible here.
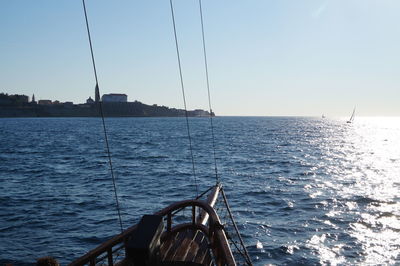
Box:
[0,93,214,118]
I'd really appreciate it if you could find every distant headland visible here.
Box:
[0,91,214,118]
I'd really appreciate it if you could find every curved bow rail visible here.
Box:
[69,185,236,266]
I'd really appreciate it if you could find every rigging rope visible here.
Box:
[198,0,219,184]
[197,5,251,261]
[221,188,253,265]
[82,0,123,233]
[169,0,199,197]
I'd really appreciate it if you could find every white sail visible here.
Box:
[347,107,356,123]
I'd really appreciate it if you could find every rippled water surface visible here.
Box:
[1,117,399,265]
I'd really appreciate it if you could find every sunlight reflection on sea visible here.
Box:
[0,117,399,265]
[304,117,400,265]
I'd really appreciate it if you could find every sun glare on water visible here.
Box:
[347,117,400,264]
[312,117,400,264]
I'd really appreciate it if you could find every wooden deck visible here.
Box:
[160,228,212,265]
[117,228,213,266]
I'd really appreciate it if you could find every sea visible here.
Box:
[1,116,399,265]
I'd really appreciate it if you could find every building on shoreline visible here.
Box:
[38,100,52,105]
[0,92,213,118]
[101,93,127,103]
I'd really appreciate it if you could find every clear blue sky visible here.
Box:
[1,0,399,116]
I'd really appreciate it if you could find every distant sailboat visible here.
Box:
[346,107,356,123]
[322,114,326,119]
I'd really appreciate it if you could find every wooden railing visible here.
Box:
[69,185,236,266]
[158,198,236,266]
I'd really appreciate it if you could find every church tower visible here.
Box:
[31,94,36,104]
[95,84,100,103]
